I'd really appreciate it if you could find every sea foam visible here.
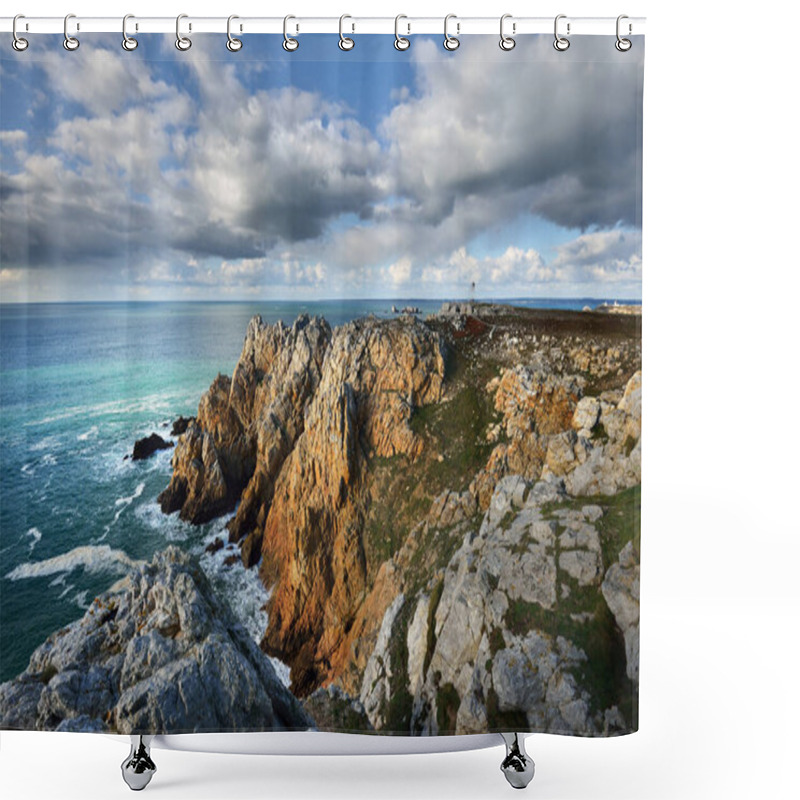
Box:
[5,545,144,581]
[197,526,292,688]
[25,527,42,554]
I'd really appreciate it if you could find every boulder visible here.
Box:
[0,547,313,733]
[131,433,173,461]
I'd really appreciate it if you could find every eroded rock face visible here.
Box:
[470,368,582,509]
[259,317,446,696]
[158,315,331,526]
[543,370,642,496]
[0,548,313,733]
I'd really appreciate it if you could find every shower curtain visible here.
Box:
[0,29,643,737]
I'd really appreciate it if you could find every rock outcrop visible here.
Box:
[158,314,331,525]
[542,370,642,496]
[132,433,173,461]
[0,548,313,733]
[259,317,446,695]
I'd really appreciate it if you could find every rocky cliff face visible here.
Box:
[156,305,641,732]
[259,318,446,695]
[0,548,313,733]
[158,314,331,530]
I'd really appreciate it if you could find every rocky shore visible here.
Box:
[0,302,641,736]
[0,547,312,733]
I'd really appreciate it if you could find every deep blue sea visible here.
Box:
[0,298,638,682]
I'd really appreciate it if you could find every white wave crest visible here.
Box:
[115,482,145,507]
[25,392,187,428]
[198,529,292,688]
[77,426,99,441]
[5,545,144,581]
[134,500,190,542]
[25,527,42,554]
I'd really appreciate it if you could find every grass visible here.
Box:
[381,599,416,733]
[504,599,552,638]
[539,484,641,571]
[488,627,507,656]
[486,687,530,730]
[436,682,461,733]
[361,343,501,581]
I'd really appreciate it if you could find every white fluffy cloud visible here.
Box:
[0,35,643,300]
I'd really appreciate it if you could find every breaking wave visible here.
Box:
[5,545,144,581]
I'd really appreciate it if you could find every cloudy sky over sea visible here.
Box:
[0,34,643,302]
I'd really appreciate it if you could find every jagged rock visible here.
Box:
[0,548,313,733]
[543,371,642,497]
[151,307,641,729]
[359,594,405,727]
[602,540,640,683]
[170,416,194,437]
[558,550,603,586]
[406,594,431,696]
[159,314,331,526]
[572,396,601,433]
[131,433,173,461]
[470,369,583,508]
[260,317,445,696]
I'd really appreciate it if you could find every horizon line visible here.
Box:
[0,296,643,307]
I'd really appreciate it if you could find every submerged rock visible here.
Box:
[0,547,313,734]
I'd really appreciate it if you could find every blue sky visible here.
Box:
[0,34,643,302]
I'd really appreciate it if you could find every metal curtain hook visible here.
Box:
[12,14,29,51]
[554,14,570,51]
[339,14,354,50]
[283,15,299,51]
[122,14,138,51]
[63,13,79,51]
[176,14,192,51]
[616,14,632,51]
[499,14,515,51]
[227,15,242,51]
[443,14,459,51]
[394,14,410,51]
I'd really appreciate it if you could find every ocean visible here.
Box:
[0,298,638,683]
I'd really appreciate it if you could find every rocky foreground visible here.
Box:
[0,547,313,733]
[0,303,641,736]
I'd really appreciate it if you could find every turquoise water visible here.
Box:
[0,299,635,682]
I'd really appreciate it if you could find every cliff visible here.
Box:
[158,304,641,732]
[0,547,313,733]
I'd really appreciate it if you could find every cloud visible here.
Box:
[0,36,643,300]
[549,229,642,282]
[381,36,643,232]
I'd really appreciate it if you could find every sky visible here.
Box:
[0,34,644,303]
